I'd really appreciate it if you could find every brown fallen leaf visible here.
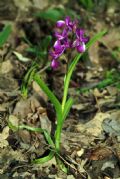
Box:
[18,130,31,144]
[102,28,120,49]
[13,95,43,118]
[88,41,100,67]
[88,147,112,161]
[76,112,110,137]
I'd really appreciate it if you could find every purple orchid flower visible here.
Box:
[53,40,65,55]
[76,29,89,43]
[56,16,78,31]
[49,40,65,69]
[51,59,60,69]
[56,20,65,28]
[65,16,78,31]
[63,38,71,48]
[73,28,89,53]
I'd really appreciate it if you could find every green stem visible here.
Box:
[62,75,69,111]
[55,122,62,152]
[57,57,81,151]
[62,53,82,111]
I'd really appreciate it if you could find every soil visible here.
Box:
[0,0,120,179]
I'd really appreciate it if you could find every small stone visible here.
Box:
[77,148,84,157]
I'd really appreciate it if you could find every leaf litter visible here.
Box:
[0,0,120,178]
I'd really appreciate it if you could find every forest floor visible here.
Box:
[0,0,120,179]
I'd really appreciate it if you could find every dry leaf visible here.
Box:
[76,112,110,137]
[0,126,9,148]
[89,147,112,161]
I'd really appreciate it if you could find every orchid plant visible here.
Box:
[9,16,105,172]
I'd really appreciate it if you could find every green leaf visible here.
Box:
[33,74,62,122]
[19,125,54,147]
[56,156,68,173]
[62,97,73,121]
[35,7,79,22]
[21,65,37,97]
[79,0,94,10]
[35,8,63,22]
[62,30,106,110]
[42,35,52,49]
[8,115,19,132]
[0,25,11,47]
[19,124,43,132]
[9,119,55,147]
[43,129,55,147]
[33,151,55,164]
[13,51,31,62]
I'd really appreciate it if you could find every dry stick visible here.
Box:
[94,93,101,113]
[46,145,87,178]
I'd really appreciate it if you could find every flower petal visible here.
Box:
[54,31,65,40]
[54,40,61,51]
[76,42,85,53]
[51,40,66,59]
[72,39,80,47]
[49,50,58,59]
[76,28,84,39]
[56,20,65,28]
[54,40,65,53]
[62,28,68,37]
[81,36,89,43]
[51,59,60,69]
[65,16,70,26]
[72,40,76,48]
[73,19,78,31]
[63,38,71,48]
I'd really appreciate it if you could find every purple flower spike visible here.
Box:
[51,59,60,69]
[49,16,89,69]
[56,20,65,28]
